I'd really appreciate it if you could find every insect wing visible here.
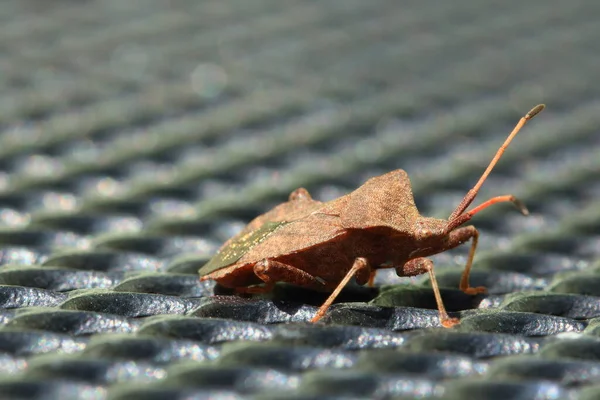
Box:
[198,220,288,275]
[233,196,322,241]
[237,212,345,263]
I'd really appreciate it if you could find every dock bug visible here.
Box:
[199,104,546,327]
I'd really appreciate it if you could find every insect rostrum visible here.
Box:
[199,104,546,327]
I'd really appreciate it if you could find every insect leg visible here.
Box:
[411,223,486,296]
[444,225,487,295]
[367,271,377,287]
[402,257,459,328]
[250,259,328,292]
[311,257,371,323]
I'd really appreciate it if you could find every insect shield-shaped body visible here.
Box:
[199,104,546,327]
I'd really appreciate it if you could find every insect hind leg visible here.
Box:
[239,259,328,294]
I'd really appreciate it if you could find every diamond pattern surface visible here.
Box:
[0,1,599,399]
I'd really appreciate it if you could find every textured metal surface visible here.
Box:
[0,1,599,399]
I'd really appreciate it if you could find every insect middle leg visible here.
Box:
[311,257,371,323]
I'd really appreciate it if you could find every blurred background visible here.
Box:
[1,1,600,399]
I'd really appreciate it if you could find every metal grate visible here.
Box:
[0,1,599,399]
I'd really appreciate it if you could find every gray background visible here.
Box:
[0,1,599,399]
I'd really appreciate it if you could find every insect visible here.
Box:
[199,104,545,327]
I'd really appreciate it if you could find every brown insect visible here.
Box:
[199,104,545,327]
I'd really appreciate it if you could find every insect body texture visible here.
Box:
[199,104,546,327]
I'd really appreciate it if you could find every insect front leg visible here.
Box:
[311,257,371,323]
[399,258,459,328]
[444,225,486,295]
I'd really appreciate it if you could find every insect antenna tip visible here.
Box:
[526,104,545,120]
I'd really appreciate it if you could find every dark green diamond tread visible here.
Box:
[0,1,599,399]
